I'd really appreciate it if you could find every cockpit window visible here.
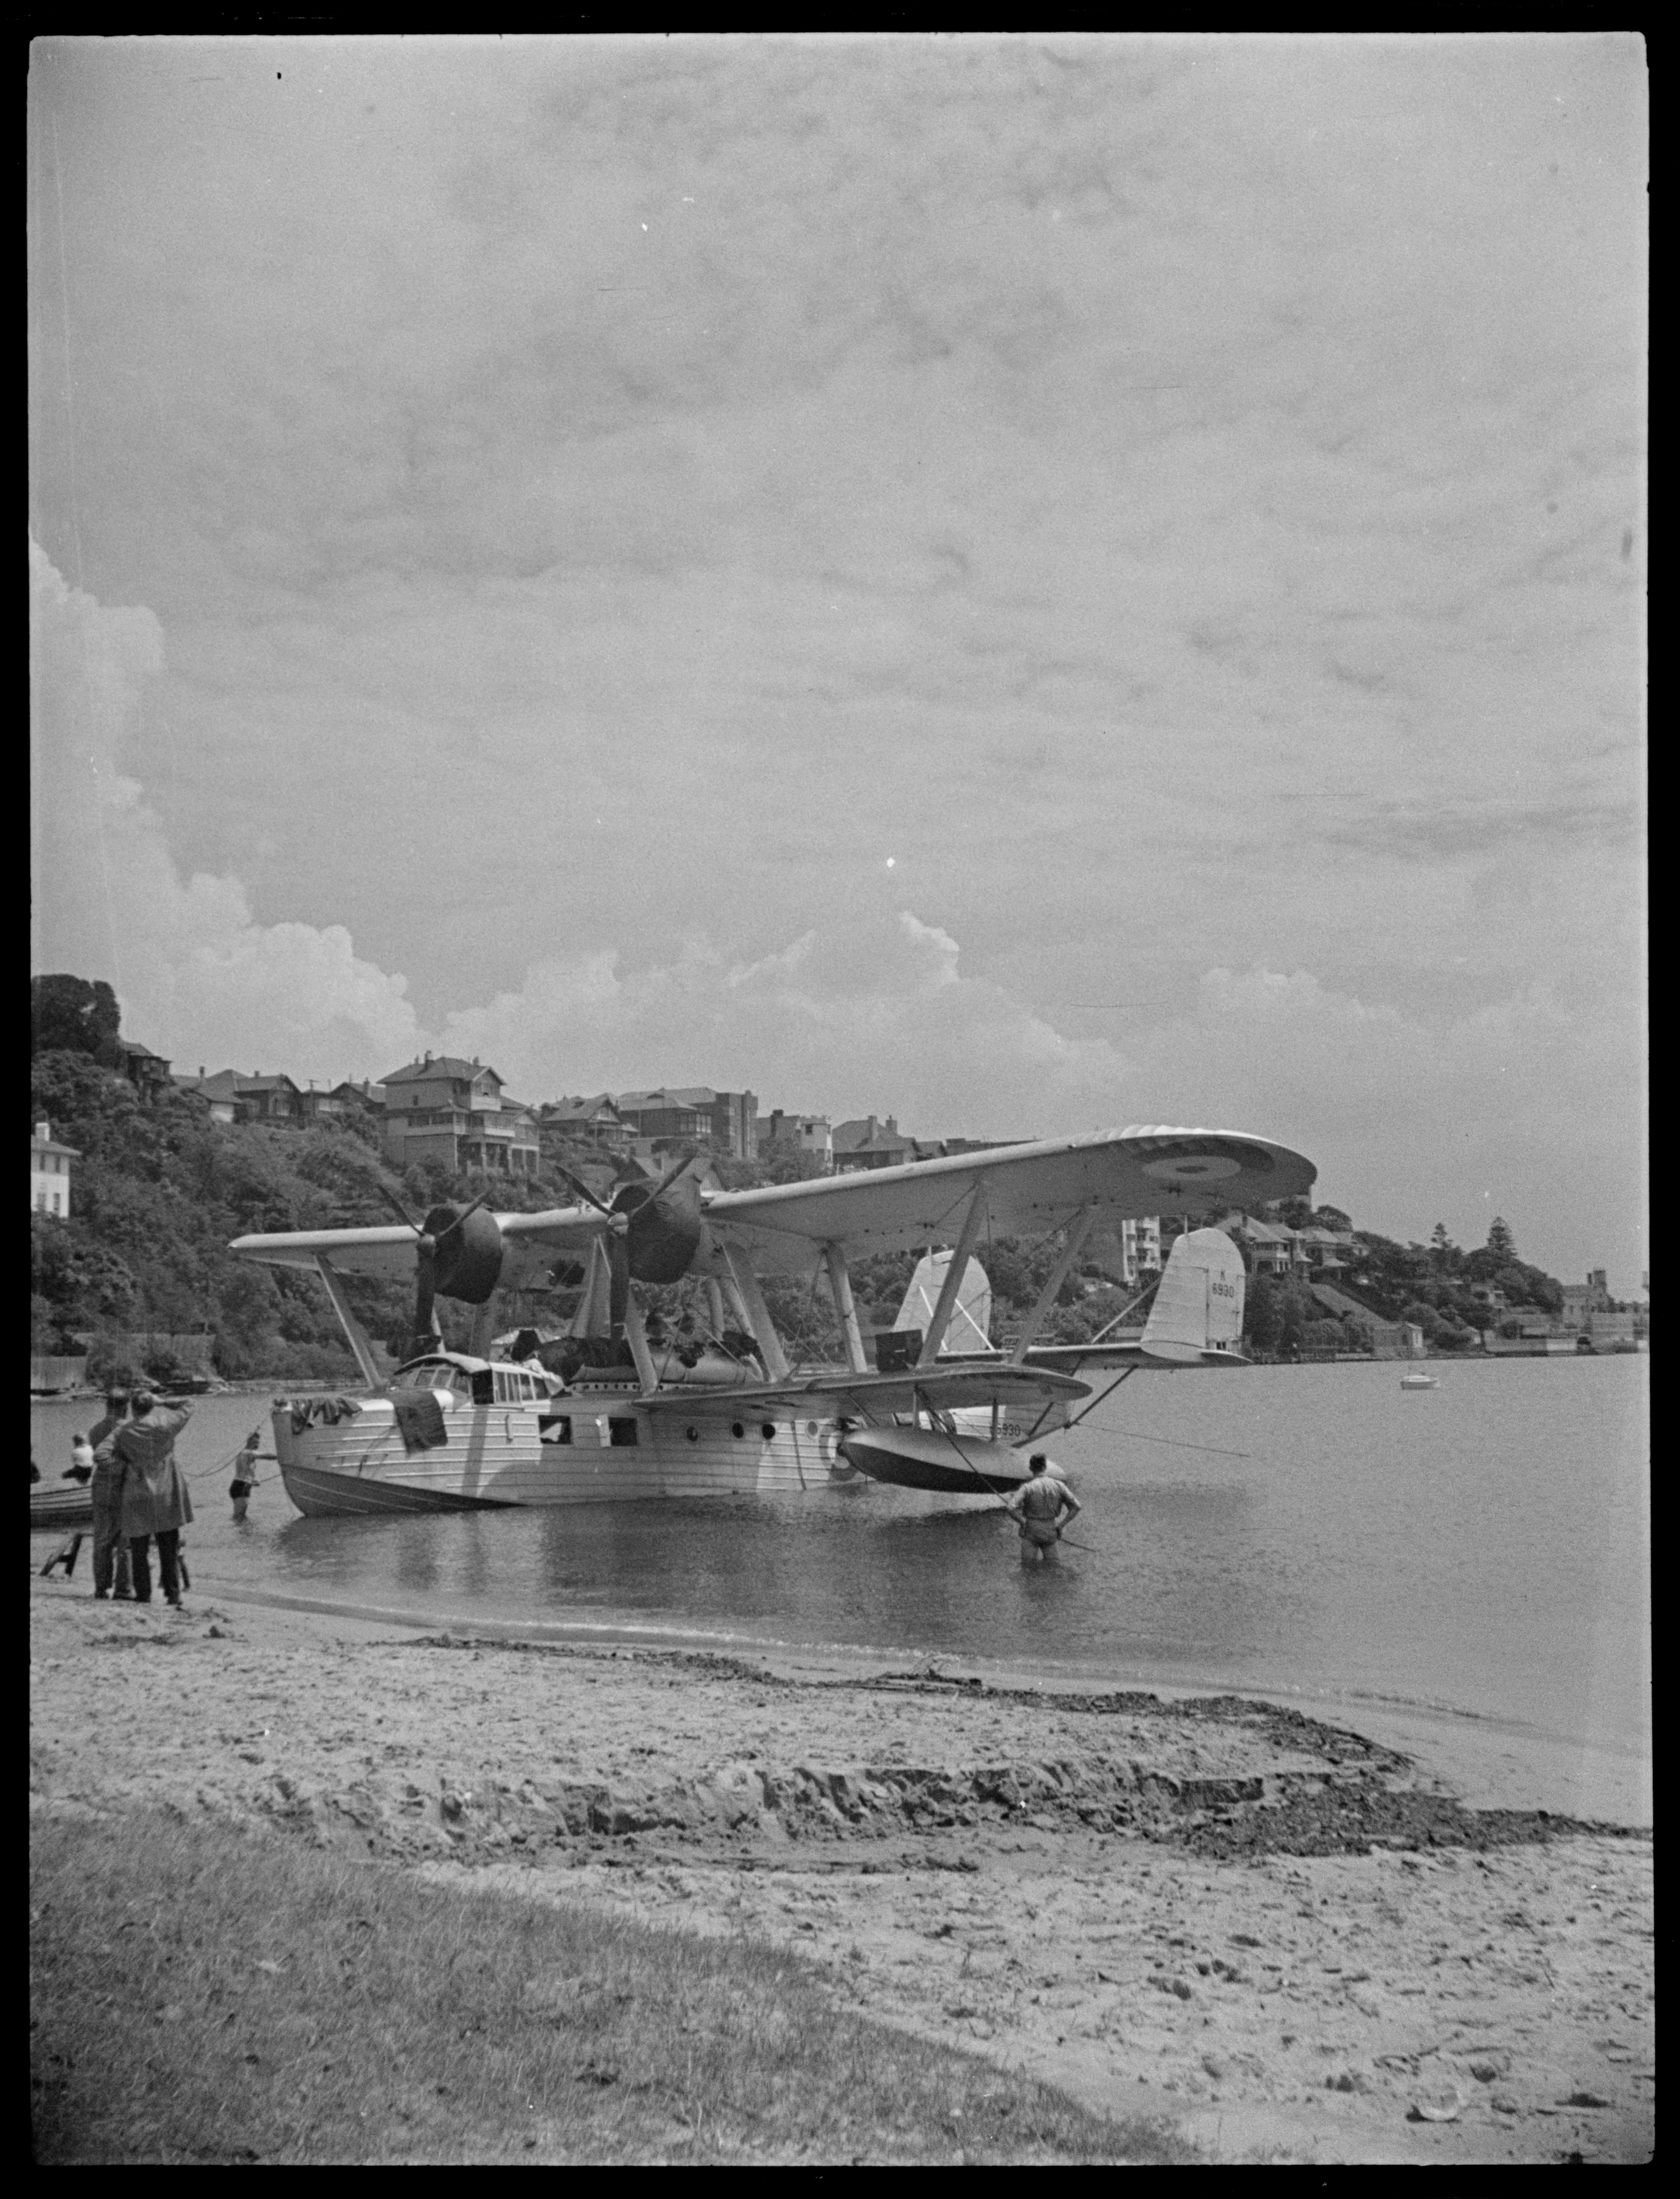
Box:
[392,1360,472,1396]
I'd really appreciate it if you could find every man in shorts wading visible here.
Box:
[1004,1453,1080,1564]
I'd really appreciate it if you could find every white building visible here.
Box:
[1119,1217,1162,1283]
[31,1119,79,1218]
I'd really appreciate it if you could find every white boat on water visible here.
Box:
[1400,1372,1438,1390]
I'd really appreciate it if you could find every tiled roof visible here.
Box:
[543,1096,626,1124]
[381,1056,503,1087]
[615,1087,717,1111]
[176,1069,245,1103]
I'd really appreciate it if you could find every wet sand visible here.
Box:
[30,1578,1652,2165]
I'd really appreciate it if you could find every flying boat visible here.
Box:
[227,1125,1313,1516]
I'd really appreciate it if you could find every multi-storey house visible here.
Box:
[380,1055,541,1176]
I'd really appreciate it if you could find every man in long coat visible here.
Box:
[109,1390,195,1607]
[86,1392,136,1600]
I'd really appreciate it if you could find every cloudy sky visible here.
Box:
[30,34,1646,1287]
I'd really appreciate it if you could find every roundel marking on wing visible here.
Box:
[1140,1154,1243,1183]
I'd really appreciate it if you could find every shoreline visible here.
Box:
[31,1578,1652,2164]
[165,1568,1654,1829]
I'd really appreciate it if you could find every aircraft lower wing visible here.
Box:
[634,1362,1090,1420]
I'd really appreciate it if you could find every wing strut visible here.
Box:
[722,1244,791,1383]
[917,1184,989,1367]
[314,1255,386,1390]
[620,1292,661,1393]
[1007,1204,1098,1364]
[823,1242,869,1375]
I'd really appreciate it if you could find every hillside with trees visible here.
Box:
[34,975,1570,1381]
[31,987,1136,1385]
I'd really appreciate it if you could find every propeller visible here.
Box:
[379,1185,501,1354]
[604,1154,709,1340]
[549,1164,619,1219]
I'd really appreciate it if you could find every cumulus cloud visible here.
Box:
[30,538,424,1079]
[438,907,1132,1133]
[30,542,1138,1128]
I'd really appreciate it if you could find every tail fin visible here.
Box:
[1141,1228,1245,1363]
[895,1251,993,1353]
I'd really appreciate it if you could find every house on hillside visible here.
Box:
[539,1095,633,1154]
[760,1110,833,1167]
[613,1087,759,1160]
[174,1068,244,1125]
[236,1074,304,1124]
[172,1069,306,1126]
[380,1055,540,1176]
[832,1115,923,1171]
[31,1119,79,1218]
[1559,1271,1614,1326]
[295,1079,373,1125]
[106,1037,173,1103]
[1217,1214,1298,1278]
[326,1079,386,1125]
[1296,1226,1357,1274]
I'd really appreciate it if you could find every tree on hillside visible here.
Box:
[31,974,121,1059]
[1485,1215,1518,1263]
[1245,1275,1284,1355]
[1429,1223,1464,1275]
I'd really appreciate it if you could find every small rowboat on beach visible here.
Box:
[30,1483,96,1532]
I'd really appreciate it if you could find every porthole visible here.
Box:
[731,1421,745,1439]
[760,1422,776,1441]
[685,1425,699,1443]
[805,1420,819,1437]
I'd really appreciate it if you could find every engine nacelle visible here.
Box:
[424,1204,506,1305]
[614,1175,705,1285]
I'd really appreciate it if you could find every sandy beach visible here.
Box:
[30,1577,1652,2165]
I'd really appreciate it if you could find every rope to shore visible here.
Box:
[1075,1422,1252,1460]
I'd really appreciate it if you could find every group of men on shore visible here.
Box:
[47,1397,264,1605]
[80,1390,198,1606]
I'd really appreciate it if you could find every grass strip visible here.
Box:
[32,1807,1189,2164]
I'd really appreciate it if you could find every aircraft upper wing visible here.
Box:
[698,1126,1313,1275]
[229,1205,610,1289]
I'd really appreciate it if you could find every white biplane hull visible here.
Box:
[274,1391,868,1517]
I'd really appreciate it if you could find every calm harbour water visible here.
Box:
[34,1357,1649,1816]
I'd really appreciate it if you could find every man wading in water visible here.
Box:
[1005,1453,1080,1564]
